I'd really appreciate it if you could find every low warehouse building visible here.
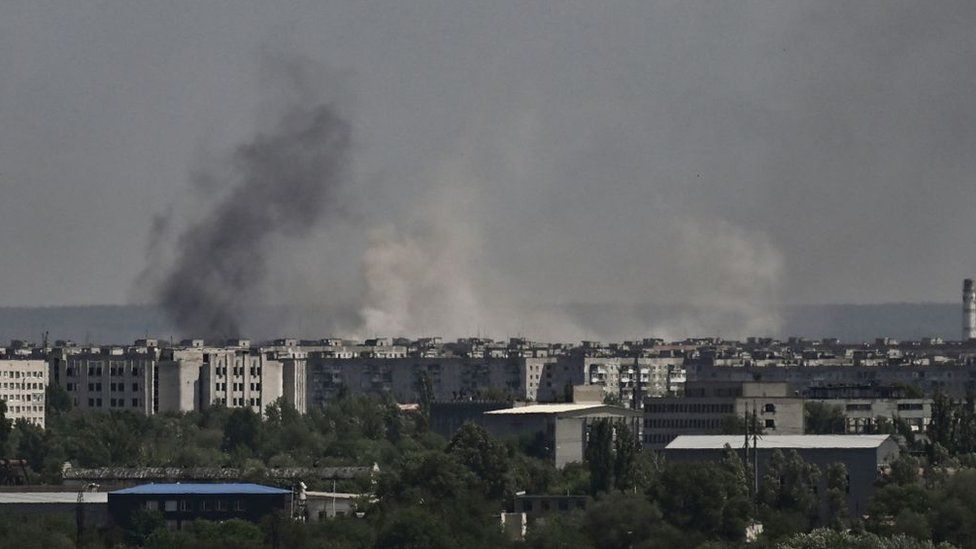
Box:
[108,483,291,530]
[482,403,642,468]
[663,434,899,517]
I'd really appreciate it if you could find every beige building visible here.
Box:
[0,359,48,427]
[643,381,805,449]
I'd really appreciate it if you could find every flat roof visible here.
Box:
[484,403,607,415]
[665,434,892,450]
[111,483,290,496]
[0,492,108,504]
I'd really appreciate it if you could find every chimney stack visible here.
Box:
[964,279,976,341]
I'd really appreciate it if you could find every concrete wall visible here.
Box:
[156,360,199,413]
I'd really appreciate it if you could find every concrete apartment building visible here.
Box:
[805,385,932,434]
[48,345,157,414]
[0,359,48,427]
[534,355,686,406]
[158,340,304,415]
[49,339,303,416]
[642,381,804,449]
[305,355,551,408]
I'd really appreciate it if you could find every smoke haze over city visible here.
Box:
[3,2,976,340]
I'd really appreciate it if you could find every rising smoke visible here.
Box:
[154,68,351,339]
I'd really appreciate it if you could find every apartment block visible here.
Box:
[642,381,804,449]
[0,359,48,427]
[48,347,157,414]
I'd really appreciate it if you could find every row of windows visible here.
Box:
[214,366,262,377]
[215,382,263,392]
[65,366,141,377]
[0,382,43,390]
[4,404,43,414]
[644,418,776,430]
[85,397,140,408]
[645,403,736,414]
[0,393,40,402]
[0,371,43,378]
[146,499,247,512]
[645,418,724,429]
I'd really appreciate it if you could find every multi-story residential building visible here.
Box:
[536,355,686,406]
[48,346,157,414]
[158,343,302,415]
[305,356,547,408]
[642,381,804,449]
[805,385,932,434]
[0,359,48,427]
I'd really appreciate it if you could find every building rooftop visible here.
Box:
[111,483,291,496]
[485,403,613,415]
[665,434,893,450]
[0,492,108,504]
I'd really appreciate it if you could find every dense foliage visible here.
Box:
[6,394,976,547]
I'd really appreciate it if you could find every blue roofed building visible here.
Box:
[108,483,292,530]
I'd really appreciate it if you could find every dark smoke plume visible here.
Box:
[157,95,350,339]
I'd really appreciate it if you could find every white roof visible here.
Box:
[665,434,892,450]
[484,403,606,415]
[0,492,108,504]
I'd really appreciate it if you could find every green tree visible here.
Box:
[613,422,639,492]
[928,392,957,461]
[585,419,615,494]
[929,469,976,547]
[824,462,849,530]
[375,506,453,549]
[0,400,11,449]
[804,402,846,434]
[222,407,262,453]
[446,423,511,500]
[758,450,821,539]
[45,384,72,416]
[582,492,664,549]
[651,458,752,543]
[777,528,953,549]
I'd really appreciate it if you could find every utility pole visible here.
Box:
[752,403,759,498]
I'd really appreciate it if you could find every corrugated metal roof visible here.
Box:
[665,434,892,450]
[111,483,290,496]
[484,403,606,415]
[64,465,376,481]
[0,492,108,504]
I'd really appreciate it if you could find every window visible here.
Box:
[146,500,159,510]
[764,419,776,429]
[234,499,246,511]
[164,500,178,512]
[132,398,139,407]
[764,403,776,413]
[217,500,228,511]
[179,500,192,511]
[201,500,212,511]
[132,383,139,391]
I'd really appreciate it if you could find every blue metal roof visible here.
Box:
[110,483,291,496]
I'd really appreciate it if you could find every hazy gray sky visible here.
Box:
[2,1,976,338]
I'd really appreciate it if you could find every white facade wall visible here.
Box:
[0,359,47,428]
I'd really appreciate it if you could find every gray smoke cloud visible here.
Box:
[154,66,351,339]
